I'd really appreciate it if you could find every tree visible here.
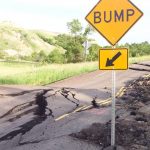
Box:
[118,42,150,57]
[83,25,94,38]
[65,40,83,63]
[87,44,101,61]
[56,19,97,63]
[55,34,84,63]
[47,49,64,64]
[67,19,82,36]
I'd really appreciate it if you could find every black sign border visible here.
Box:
[99,48,129,70]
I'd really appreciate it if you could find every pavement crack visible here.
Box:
[34,89,54,117]
[0,116,47,142]
[0,89,55,142]
[0,100,35,119]
[129,67,150,72]
[19,138,49,146]
[6,108,36,122]
[60,88,79,107]
[0,89,53,97]
[0,89,54,120]
[91,97,100,108]
[133,63,150,67]
[48,134,69,141]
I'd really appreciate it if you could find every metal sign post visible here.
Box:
[84,41,88,62]
[111,68,116,147]
[83,41,89,62]
[111,46,116,147]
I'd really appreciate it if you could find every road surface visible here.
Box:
[0,62,149,150]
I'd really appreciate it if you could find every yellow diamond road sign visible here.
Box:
[86,0,143,46]
[99,48,128,70]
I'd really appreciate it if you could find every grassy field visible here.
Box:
[129,55,150,64]
[0,55,149,85]
[0,61,98,85]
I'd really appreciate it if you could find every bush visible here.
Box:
[46,49,65,64]
[31,50,47,62]
[87,44,101,61]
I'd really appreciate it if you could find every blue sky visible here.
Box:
[0,0,149,46]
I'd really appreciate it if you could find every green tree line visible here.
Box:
[0,19,150,63]
[23,40,150,64]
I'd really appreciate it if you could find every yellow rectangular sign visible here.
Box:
[99,48,128,70]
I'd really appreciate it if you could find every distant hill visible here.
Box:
[0,22,65,57]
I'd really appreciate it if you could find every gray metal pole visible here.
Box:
[111,47,116,147]
[84,41,88,62]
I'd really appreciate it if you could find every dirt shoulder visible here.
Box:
[71,75,150,150]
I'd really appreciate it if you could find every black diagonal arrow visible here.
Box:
[106,52,122,67]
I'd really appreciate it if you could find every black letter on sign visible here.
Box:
[127,9,135,21]
[114,9,124,22]
[94,12,101,23]
[104,11,112,23]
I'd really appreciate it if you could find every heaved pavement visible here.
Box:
[0,62,149,150]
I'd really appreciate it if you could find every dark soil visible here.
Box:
[71,76,150,150]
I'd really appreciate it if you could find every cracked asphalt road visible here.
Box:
[0,62,149,150]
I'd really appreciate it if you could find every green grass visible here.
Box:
[0,61,98,85]
[0,55,149,85]
[129,55,150,64]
